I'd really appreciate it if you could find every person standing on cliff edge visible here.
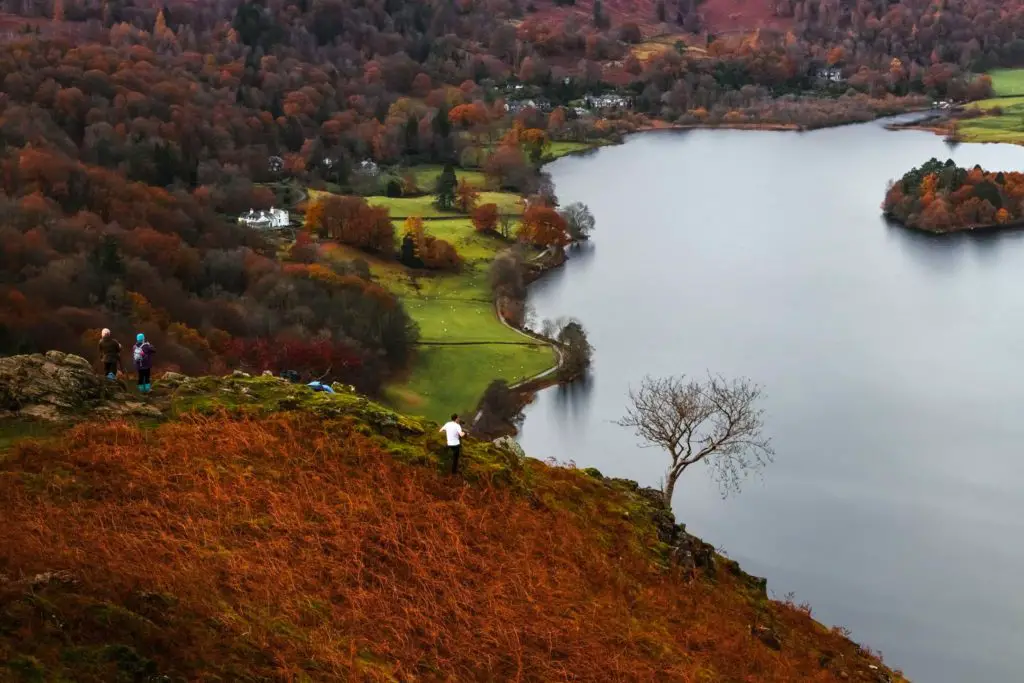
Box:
[132,333,155,394]
[440,414,466,474]
[98,328,122,380]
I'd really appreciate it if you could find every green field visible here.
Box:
[405,165,490,192]
[315,173,553,421]
[420,218,516,263]
[960,94,1024,143]
[366,192,524,218]
[544,141,599,161]
[384,343,553,419]
[988,69,1024,97]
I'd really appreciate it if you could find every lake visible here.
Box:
[518,119,1024,683]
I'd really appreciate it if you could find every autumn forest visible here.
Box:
[1,0,1023,395]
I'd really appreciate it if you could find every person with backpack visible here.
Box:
[98,328,122,380]
[132,333,155,393]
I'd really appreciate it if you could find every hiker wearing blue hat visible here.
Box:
[132,333,156,393]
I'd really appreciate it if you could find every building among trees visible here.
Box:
[238,207,290,229]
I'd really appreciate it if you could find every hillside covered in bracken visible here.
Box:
[0,360,906,682]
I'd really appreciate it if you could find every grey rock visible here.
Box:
[0,351,159,421]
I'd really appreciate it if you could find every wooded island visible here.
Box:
[883,158,1024,232]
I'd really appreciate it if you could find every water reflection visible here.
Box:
[546,372,594,427]
[884,219,971,273]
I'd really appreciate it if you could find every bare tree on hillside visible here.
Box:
[617,375,774,507]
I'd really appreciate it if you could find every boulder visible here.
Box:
[0,351,160,421]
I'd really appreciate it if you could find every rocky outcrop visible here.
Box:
[606,476,769,598]
[0,351,161,421]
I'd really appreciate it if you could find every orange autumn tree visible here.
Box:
[448,102,488,130]
[400,216,462,271]
[455,179,480,213]
[306,195,395,254]
[304,198,326,234]
[471,203,499,233]
[520,128,549,163]
[518,204,570,249]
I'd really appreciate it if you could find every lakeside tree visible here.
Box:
[559,202,596,242]
[540,316,593,381]
[555,320,593,381]
[518,205,571,249]
[617,375,774,507]
[489,247,527,300]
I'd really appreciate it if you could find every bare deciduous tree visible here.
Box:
[617,375,774,507]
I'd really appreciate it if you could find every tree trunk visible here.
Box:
[662,474,677,509]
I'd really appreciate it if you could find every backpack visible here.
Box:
[133,344,146,364]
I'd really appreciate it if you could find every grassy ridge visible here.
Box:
[0,380,908,682]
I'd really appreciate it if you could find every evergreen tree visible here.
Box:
[434,164,457,210]
[400,233,423,268]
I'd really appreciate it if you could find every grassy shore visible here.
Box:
[306,137,608,420]
[312,178,556,421]
[951,69,1024,143]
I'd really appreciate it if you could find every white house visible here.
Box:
[816,67,844,83]
[585,93,631,110]
[238,206,290,229]
[357,159,379,175]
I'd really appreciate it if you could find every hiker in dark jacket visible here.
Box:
[98,328,121,379]
[132,333,156,393]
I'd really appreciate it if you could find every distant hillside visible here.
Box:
[524,0,791,36]
[0,353,906,681]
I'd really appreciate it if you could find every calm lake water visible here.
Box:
[518,119,1024,682]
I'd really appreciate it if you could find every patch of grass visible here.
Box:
[630,33,695,61]
[988,68,1024,97]
[420,218,512,264]
[0,420,61,454]
[305,175,544,421]
[403,165,489,193]
[365,192,523,218]
[386,343,554,418]
[317,215,549,421]
[959,96,1024,143]
[406,298,527,343]
[544,141,600,161]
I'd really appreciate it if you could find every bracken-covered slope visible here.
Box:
[0,356,906,682]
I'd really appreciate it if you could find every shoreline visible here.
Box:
[884,212,1024,235]
[480,106,940,437]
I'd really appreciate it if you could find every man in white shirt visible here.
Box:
[439,413,466,474]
